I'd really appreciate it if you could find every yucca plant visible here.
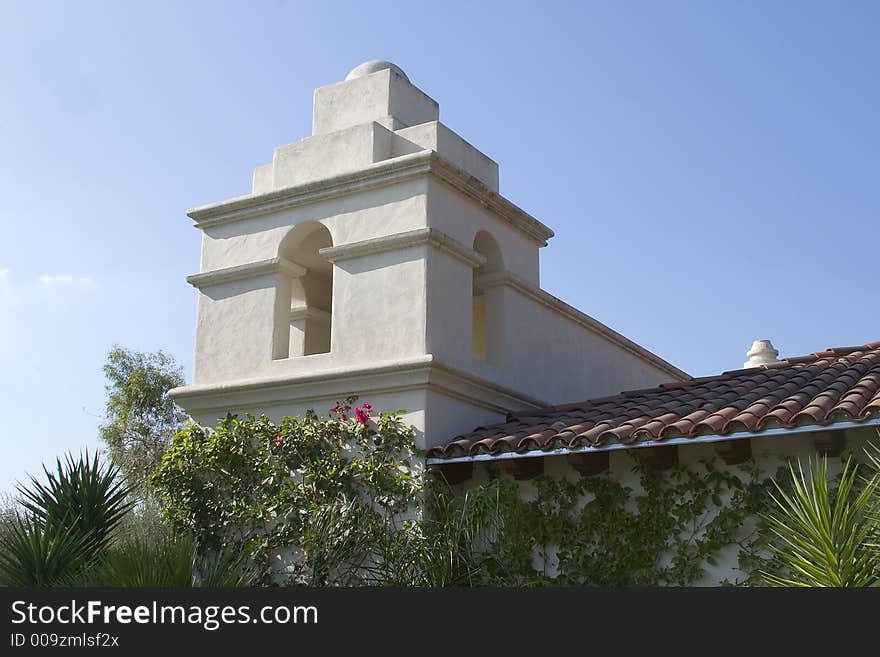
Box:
[760,453,880,587]
[0,451,132,586]
[0,514,100,586]
[18,452,132,547]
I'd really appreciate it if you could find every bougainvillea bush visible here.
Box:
[152,398,431,585]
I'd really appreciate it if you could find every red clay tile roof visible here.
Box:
[428,341,880,460]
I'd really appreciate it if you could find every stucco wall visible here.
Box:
[424,230,676,406]
[192,180,430,385]
[198,178,429,273]
[426,180,540,285]
[186,388,427,449]
[183,381,510,455]
[491,285,674,403]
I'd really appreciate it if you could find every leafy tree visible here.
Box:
[0,495,15,545]
[100,345,187,500]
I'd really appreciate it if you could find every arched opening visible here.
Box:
[273,222,333,359]
[472,230,504,364]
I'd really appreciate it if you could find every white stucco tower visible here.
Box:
[171,60,687,448]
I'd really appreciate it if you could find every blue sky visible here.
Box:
[1,1,877,493]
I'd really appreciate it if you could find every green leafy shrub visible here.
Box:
[152,398,422,584]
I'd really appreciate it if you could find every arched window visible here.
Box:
[472,230,504,364]
[273,222,333,359]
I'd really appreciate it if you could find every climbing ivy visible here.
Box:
[477,459,786,586]
[152,400,785,586]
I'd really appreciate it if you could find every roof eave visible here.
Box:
[425,417,880,465]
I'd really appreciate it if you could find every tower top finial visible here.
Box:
[345,60,409,82]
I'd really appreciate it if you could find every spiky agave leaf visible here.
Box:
[760,456,879,587]
[17,451,132,551]
[0,513,99,586]
[0,452,133,586]
[861,436,880,556]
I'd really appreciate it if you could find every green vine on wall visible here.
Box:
[152,399,786,586]
[480,460,786,586]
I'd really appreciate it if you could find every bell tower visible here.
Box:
[172,61,686,448]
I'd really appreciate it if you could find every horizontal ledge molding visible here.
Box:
[475,271,689,381]
[169,354,547,416]
[186,151,554,246]
[187,257,306,289]
[320,227,486,269]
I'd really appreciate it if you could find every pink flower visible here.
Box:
[273,436,283,446]
[341,413,348,422]
[362,403,372,412]
[355,408,369,424]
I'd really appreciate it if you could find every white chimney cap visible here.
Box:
[743,339,780,369]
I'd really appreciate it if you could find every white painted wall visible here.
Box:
[198,178,429,273]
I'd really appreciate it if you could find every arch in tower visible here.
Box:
[472,230,504,364]
[273,221,334,359]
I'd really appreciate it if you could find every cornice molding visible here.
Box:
[186,151,554,246]
[169,354,547,417]
[319,227,486,269]
[186,256,306,289]
[427,155,554,246]
[475,271,690,382]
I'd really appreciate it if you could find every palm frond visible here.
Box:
[17,451,132,549]
[760,456,879,587]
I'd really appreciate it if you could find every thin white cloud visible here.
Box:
[0,268,8,281]
[38,273,94,288]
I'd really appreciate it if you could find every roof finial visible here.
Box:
[345,60,409,82]
[744,339,780,368]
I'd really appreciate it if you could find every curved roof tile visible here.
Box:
[427,341,880,460]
